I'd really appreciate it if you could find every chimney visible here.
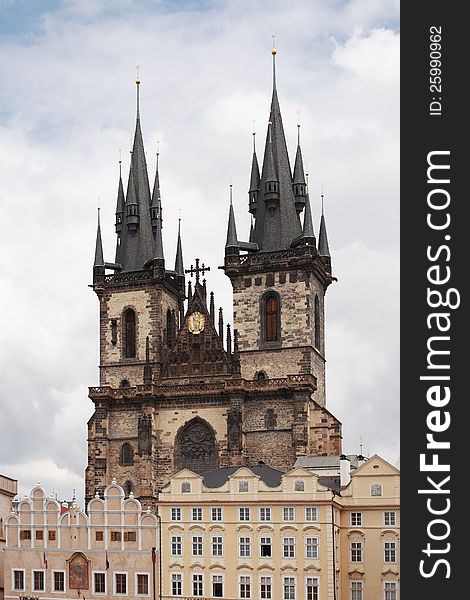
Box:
[357,454,367,467]
[340,454,351,488]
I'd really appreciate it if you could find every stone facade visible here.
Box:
[86,249,341,509]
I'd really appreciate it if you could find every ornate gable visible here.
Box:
[162,283,233,378]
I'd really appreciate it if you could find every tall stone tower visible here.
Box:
[86,57,341,510]
[223,46,334,408]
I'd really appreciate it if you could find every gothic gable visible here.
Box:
[162,283,232,378]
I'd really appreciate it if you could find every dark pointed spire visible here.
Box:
[226,324,232,356]
[114,157,125,264]
[318,189,331,258]
[175,217,184,277]
[225,185,239,248]
[302,193,315,243]
[218,307,224,342]
[248,129,260,216]
[293,123,307,214]
[119,75,155,271]
[251,44,302,250]
[150,143,164,260]
[187,280,193,304]
[210,292,215,324]
[94,208,104,267]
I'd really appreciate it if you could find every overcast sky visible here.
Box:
[0,0,399,503]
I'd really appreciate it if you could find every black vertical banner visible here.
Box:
[401,3,465,597]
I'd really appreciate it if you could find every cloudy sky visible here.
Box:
[0,0,399,502]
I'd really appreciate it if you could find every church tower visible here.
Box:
[86,58,341,510]
[224,46,333,407]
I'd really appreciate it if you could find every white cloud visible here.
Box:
[0,0,399,497]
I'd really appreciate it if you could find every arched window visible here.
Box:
[121,443,134,466]
[124,309,136,358]
[314,295,321,350]
[263,293,280,342]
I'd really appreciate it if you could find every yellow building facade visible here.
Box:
[158,456,399,600]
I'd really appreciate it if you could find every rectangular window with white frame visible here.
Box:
[351,580,363,600]
[114,572,127,595]
[192,573,203,597]
[240,575,252,598]
[283,576,296,600]
[305,536,319,559]
[32,570,45,592]
[136,573,149,596]
[239,536,251,557]
[384,581,397,600]
[283,536,296,558]
[211,507,223,521]
[350,541,363,562]
[350,512,362,526]
[384,541,397,563]
[306,576,319,600]
[305,507,318,522]
[93,571,106,595]
[192,535,203,556]
[260,575,272,599]
[384,511,397,526]
[52,570,66,592]
[259,507,271,522]
[171,573,182,597]
[12,569,25,592]
[283,506,295,521]
[211,536,223,557]
[171,535,182,556]
[171,507,182,521]
[212,574,224,598]
[191,507,203,521]
[239,507,251,521]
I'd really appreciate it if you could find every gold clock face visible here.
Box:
[188,311,205,335]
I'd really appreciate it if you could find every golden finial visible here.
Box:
[178,208,182,221]
[135,64,141,85]
[118,148,122,164]
[272,33,277,55]
[156,140,160,156]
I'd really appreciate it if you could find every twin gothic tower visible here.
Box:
[86,51,341,508]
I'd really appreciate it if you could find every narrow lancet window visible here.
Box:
[124,309,136,358]
[264,294,280,342]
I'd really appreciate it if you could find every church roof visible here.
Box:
[202,463,284,488]
[250,49,302,250]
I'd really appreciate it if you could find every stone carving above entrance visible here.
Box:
[175,418,218,474]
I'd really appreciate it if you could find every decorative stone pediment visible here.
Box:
[162,283,232,378]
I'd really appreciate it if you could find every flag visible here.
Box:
[43,552,48,570]
[105,551,109,570]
